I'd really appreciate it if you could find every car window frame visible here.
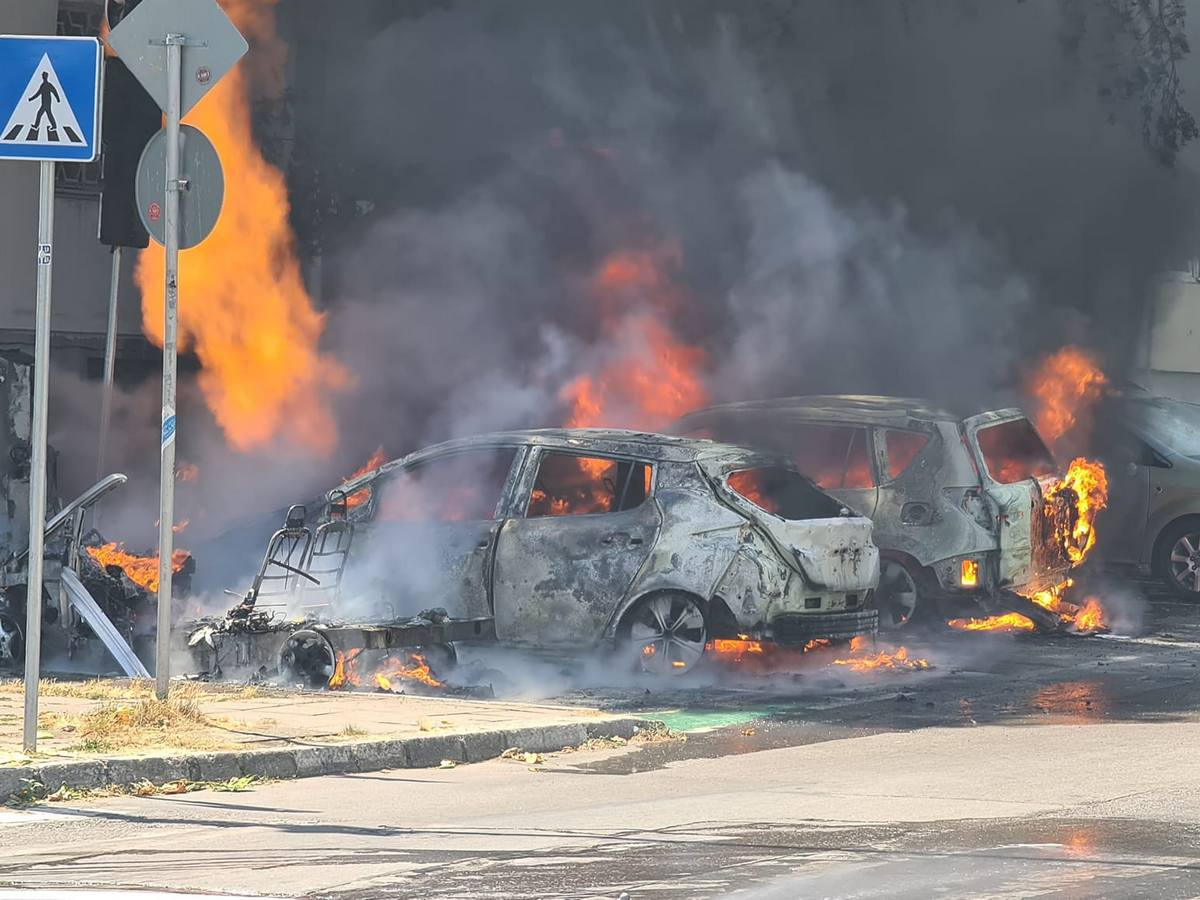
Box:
[513,445,657,520]
[782,420,879,490]
[363,444,527,524]
[878,426,935,484]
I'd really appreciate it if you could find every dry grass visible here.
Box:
[0,678,262,703]
[63,697,232,754]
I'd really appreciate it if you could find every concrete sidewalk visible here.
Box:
[0,679,647,800]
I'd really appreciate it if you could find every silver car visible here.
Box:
[673,397,1079,628]
[333,429,880,672]
[1097,393,1200,598]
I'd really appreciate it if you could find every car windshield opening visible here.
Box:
[726,466,845,520]
[976,418,1057,483]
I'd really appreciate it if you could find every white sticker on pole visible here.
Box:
[37,243,50,266]
[162,408,176,448]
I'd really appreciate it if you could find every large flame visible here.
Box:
[328,648,443,691]
[1026,346,1108,450]
[85,543,190,593]
[562,244,707,432]
[134,0,348,454]
[948,580,1108,634]
[1045,457,1109,565]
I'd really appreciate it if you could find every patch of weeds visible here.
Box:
[338,724,367,737]
[69,697,216,753]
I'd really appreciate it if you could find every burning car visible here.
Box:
[191,429,880,680]
[672,397,1103,629]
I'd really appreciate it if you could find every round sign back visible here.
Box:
[135,124,224,250]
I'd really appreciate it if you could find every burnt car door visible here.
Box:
[962,411,1059,588]
[1093,423,1153,563]
[870,425,941,556]
[491,447,660,646]
[345,446,521,620]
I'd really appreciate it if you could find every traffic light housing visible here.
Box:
[98,57,160,249]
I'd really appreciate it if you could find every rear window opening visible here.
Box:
[884,429,930,480]
[726,466,845,520]
[976,418,1057,484]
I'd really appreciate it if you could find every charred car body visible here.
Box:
[187,429,880,680]
[673,397,1081,628]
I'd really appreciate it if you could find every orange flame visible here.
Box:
[344,446,387,510]
[1026,346,1108,450]
[134,0,348,454]
[176,463,199,482]
[947,612,1037,632]
[1045,457,1109,565]
[373,652,442,690]
[85,543,190,593]
[1072,597,1107,632]
[562,244,707,432]
[832,635,931,671]
[328,648,362,689]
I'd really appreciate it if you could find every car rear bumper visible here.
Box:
[767,607,879,646]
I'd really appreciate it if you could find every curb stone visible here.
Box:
[1,715,650,803]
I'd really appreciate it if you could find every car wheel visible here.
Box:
[1157,519,1200,599]
[623,591,707,675]
[877,559,920,629]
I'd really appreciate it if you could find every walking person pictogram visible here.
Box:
[28,72,59,134]
[0,53,87,146]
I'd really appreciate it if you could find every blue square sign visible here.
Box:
[0,35,101,162]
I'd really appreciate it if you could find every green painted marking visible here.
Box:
[639,706,790,733]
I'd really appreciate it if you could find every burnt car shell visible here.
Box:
[331,429,880,670]
[672,397,1075,627]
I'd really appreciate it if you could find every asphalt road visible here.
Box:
[4,579,1200,899]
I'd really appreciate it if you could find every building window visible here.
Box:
[55,1,104,197]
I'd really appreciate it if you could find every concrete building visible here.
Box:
[0,0,155,382]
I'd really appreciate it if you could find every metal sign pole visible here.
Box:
[23,160,56,752]
[96,245,121,482]
[154,34,182,700]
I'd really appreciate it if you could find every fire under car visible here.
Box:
[672,397,1088,630]
[186,429,880,680]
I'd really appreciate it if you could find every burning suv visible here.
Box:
[673,397,1094,629]
[292,429,879,674]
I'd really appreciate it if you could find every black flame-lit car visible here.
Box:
[672,397,1083,629]
[192,429,881,679]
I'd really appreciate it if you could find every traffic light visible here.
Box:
[98,58,160,249]
[105,0,138,29]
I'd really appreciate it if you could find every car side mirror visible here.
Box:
[1125,461,1139,478]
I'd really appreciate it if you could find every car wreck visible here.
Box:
[673,396,1101,630]
[183,428,880,682]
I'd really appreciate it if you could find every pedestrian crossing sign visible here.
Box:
[0,35,101,162]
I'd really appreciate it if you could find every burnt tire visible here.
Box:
[280,630,336,688]
[769,608,879,646]
[1155,518,1200,600]
[619,591,708,676]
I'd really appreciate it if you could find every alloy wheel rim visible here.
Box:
[1169,533,1200,593]
[629,595,706,674]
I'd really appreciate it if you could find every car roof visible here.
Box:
[675,395,965,427]
[375,428,779,473]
